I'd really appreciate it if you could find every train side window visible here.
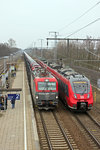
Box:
[59,80,62,89]
[33,82,36,94]
[61,82,63,89]
[62,82,64,91]
[60,80,62,88]
[65,85,69,97]
[58,80,61,90]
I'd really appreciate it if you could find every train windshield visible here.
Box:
[72,81,90,94]
[38,82,56,90]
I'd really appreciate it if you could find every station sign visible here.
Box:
[7,94,20,100]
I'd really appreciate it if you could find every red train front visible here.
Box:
[58,74,93,111]
[31,69,58,110]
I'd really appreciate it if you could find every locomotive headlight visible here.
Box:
[87,94,90,98]
[74,94,77,99]
[45,79,49,82]
[56,95,58,99]
[36,95,39,99]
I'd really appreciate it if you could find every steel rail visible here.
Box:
[94,106,100,114]
[75,115,100,148]
[53,111,74,150]
[86,112,100,127]
[39,110,75,150]
[39,111,53,150]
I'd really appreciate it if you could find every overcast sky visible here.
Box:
[0,0,100,49]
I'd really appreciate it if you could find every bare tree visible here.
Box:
[8,38,16,47]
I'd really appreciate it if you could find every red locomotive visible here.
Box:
[31,68,58,109]
[24,52,58,110]
[36,60,93,111]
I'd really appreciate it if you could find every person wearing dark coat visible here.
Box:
[4,95,8,110]
[11,96,16,109]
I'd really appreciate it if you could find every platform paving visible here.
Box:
[0,62,40,150]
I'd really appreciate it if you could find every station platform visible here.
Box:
[0,62,40,150]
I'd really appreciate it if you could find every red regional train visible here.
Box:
[36,60,93,111]
[24,52,58,110]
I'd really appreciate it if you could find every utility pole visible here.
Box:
[49,32,59,62]
[34,42,36,56]
[33,41,36,56]
[39,39,44,58]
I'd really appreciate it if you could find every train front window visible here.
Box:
[72,81,89,94]
[38,82,56,90]
[47,82,56,90]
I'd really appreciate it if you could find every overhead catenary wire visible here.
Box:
[84,48,100,58]
[66,18,100,38]
[38,41,100,60]
[58,1,100,32]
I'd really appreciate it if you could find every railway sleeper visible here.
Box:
[51,141,67,144]
[52,145,69,148]
[48,133,63,135]
[49,138,66,140]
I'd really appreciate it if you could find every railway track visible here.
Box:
[35,109,78,150]
[89,105,100,125]
[93,105,100,114]
[74,112,100,149]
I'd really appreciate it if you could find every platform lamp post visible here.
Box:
[9,54,13,88]
[2,56,8,108]
[49,32,59,63]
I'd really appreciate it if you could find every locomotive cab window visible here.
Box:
[38,82,56,90]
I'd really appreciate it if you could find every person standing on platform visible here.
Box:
[4,95,8,110]
[11,95,16,109]
[0,95,4,110]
